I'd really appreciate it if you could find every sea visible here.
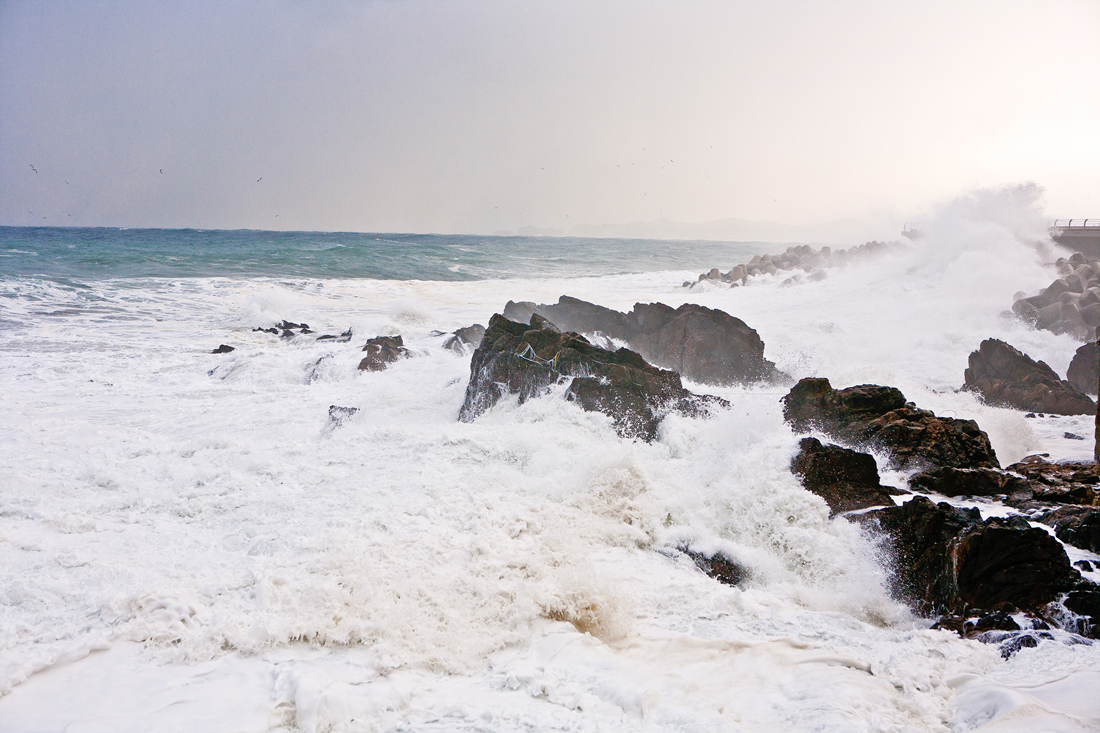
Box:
[2,199,1099,732]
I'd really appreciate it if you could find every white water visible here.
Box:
[2,194,1099,732]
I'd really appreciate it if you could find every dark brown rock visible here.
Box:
[963,339,1095,415]
[502,296,786,386]
[212,344,235,354]
[782,378,999,470]
[1036,506,1100,554]
[459,313,726,441]
[862,496,1079,615]
[790,437,903,515]
[909,466,1027,497]
[679,546,750,587]
[1066,341,1099,395]
[1003,455,1097,508]
[358,335,410,371]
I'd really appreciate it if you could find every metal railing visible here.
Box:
[1052,219,1100,229]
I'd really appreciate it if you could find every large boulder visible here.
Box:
[908,466,1027,498]
[459,313,726,441]
[782,378,999,470]
[862,496,1080,615]
[1066,341,1099,395]
[963,338,1095,415]
[358,335,410,371]
[502,296,785,386]
[790,437,903,515]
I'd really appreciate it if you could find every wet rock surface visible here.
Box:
[443,323,486,353]
[790,437,903,515]
[459,313,726,441]
[678,546,750,587]
[908,466,1027,497]
[1011,252,1100,340]
[861,496,1082,617]
[1002,455,1097,509]
[358,335,410,372]
[254,320,313,338]
[211,344,235,354]
[963,338,1095,415]
[1036,506,1100,554]
[1066,341,1099,395]
[782,378,999,470]
[503,296,786,386]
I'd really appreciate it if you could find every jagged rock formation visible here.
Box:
[502,296,786,386]
[963,338,1095,415]
[358,335,410,371]
[686,241,905,288]
[1066,341,1099,395]
[908,466,1026,497]
[790,437,903,515]
[1037,506,1100,555]
[459,313,726,441]
[1002,455,1098,509]
[1011,252,1100,340]
[781,377,999,470]
[861,496,1081,616]
[443,324,486,353]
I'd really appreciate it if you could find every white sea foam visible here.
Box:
[1,191,1098,731]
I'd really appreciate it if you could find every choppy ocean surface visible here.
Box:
[2,210,1099,732]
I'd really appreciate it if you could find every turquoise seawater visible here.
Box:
[0,227,772,282]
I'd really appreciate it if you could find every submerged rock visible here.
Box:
[1066,341,1099,395]
[211,344,235,354]
[502,296,785,386]
[459,313,726,441]
[862,496,1080,615]
[782,377,999,470]
[316,328,353,343]
[963,338,1095,415]
[678,546,750,587]
[790,437,903,515]
[443,323,486,353]
[358,335,410,372]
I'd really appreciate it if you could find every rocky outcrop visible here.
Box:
[358,335,410,371]
[1011,252,1100,340]
[1066,341,1099,395]
[963,338,1095,415]
[686,241,905,289]
[254,320,314,338]
[790,437,903,515]
[316,328,353,343]
[212,344,235,354]
[459,313,726,441]
[781,378,999,470]
[1002,455,1097,509]
[443,324,486,353]
[502,296,785,386]
[862,496,1081,616]
[1037,506,1100,554]
[908,466,1026,497]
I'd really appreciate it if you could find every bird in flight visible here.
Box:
[29,164,37,174]
[160,169,163,174]
[256,177,263,182]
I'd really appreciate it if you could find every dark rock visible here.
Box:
[316,328,353,342]
[963,339,1095,415]
[458,313,726,441]
[862,496,1079,616]
[502,296,785,386]
[1066,341,1099,395]
[790,437,903,515]
[1065,432,1086,440]
[909,466,1026,497]
[679,546,749,587]
[1036,506,1100,554]
[443,323,486,353]
[1075,560,1095,572]
[1003,456,1097,507]
[358,335,410,372]
[325,405,359,431]
[782,377,999,470]
[212,344,235,354]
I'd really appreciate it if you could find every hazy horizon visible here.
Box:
[2,1,1097,238]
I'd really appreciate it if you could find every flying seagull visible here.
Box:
[256,177,262,182]
[160,169,163,174]
[29,164,37,174]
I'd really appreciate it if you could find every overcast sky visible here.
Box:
[1,0,1097,235]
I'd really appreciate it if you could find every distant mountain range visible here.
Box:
[496,216,899,244]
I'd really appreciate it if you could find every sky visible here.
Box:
[1,0,1097,238]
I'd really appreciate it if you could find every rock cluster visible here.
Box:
[503,296,786,386]
[254,320,314,338]
[1066,341,1099,395]
[790,437,903,515]
[687,241,904,288]
[358,335,410,371]
[459,313,726,441]
[781,377,999,470]
[1011,252,1100,340]
[963,338,1095,415]
[1001,455,1098,509]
